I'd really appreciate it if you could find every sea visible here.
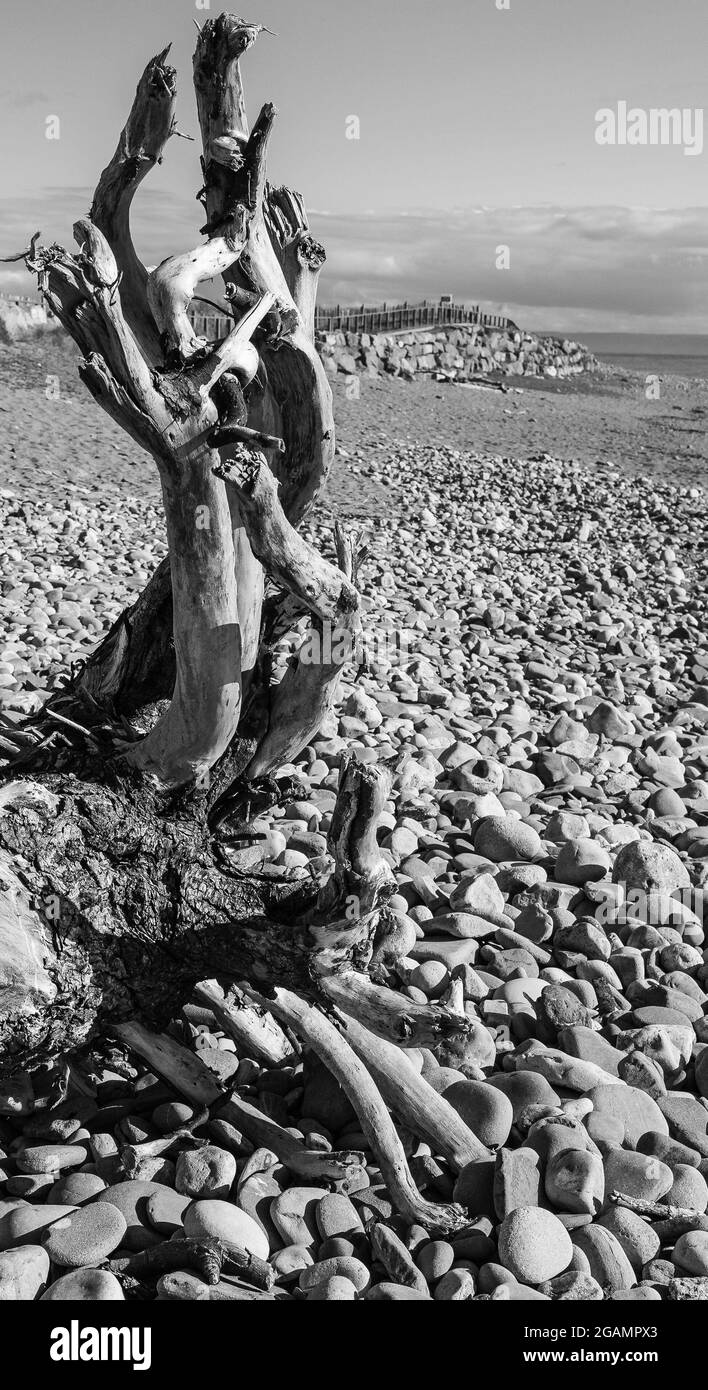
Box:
[578,333,708,381]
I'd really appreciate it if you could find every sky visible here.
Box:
[1,0,707,333]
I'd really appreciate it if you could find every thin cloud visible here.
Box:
[0,91,51,110]
[311,205,708,332]
[2,194,707,333]
[0,185,200,295]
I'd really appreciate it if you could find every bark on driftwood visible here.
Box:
[0,15,476,1233]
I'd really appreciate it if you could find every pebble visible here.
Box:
[145,1188,193,1236]
[602,1148,673,1203]
[415,1239,455,1282]
[183,1199,270,1260]
[672,1231,708,1275]
[42,1203,127,1267]
[544,1149,605,1216]
[316,1194,363,1241]
[498,1207,573,1284]
[0,1204,76,1252]
[0,1245,50,1300]
[175,1146,237,1200]
[299,1256,370,1293]
[474,817,544,863]
[572,1225,637,1290]
[16,1144,88,1174]
[597,1207,661,1272]
[48,1173,107,1205]
[92,1182,164,1253]
[588,1084,669,1148]
[306,1275,359,1300]
[271,1245,313,1282]
[434,1268,476,1300]
[40,1268,125,1300]
[441,1080,513,1148]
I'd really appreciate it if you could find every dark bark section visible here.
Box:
[0,770,329,1075]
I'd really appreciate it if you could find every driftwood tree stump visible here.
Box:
[0,15,479,1232]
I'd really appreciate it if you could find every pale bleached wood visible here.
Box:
[340,1015,490,1171]
[243,985,468,1235]
[192,979,295,1066]
[90,46,177,359]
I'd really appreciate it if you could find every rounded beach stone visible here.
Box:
[43,1202,127,1268]
[41,1268,125,1300]
[298,1256,370,1293]
[664,1165,708,1212]
[316,1194,363,1241]
[487,1071,560,1119]
[0,1204,76,1253]
[477,1261,518,1293]
[409,960,450,998]
[672,1230,708,1275]
[442,1080,513,1148]
[5,1175,54,1200]
[271,1244,314,1282]
[602,1148,673,1203]
[585,1112,626,1152]
[184,1198,270,1259]
[453,1158,496,1217]
[544,1149,604,1215]
[493,1282,551,1301]
[474,816,543,863]
[146,1188,192,1235]
[434,1268,475,1300]
[48,1172,107,1206]
[365,1282,431,1300]
[554,839,611,886]
[175,1146,237,1200]
[270,1187,328,1247]
[597,1207,660,1273]
[609,1286,661,1301]
[498,1207,573,1284]
[16,1143,88,1174]
[537,1271,603,1300]
[306,1275,358,1300]
[415,1240,455,1282]
[92,1181,164,1253]
[588,1084,668,1148]
[613,840,690,896]
[151,1102,195,1132]
[426,1065,467,1094]
[0,1245,50,1300]
[571,1226,637,1290]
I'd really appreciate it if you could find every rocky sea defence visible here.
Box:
[317,323,598,383]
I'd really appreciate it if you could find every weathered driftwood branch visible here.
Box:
[107,1022,364,1181]
[320,971,474,1048]
[107,1236,274,1290]
[609,1189,708,1240]
[13,15,334,793]
[339,1015,490,1171]
[90,46,177,358]
[192,980,295,1066]
[219,1092,367,1182]
[243,985,468,1235]
[216,452,360,624]
[0,20,478,1248]
[264,185,326,340]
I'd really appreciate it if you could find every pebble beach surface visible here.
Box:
[1,336,708,1302]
